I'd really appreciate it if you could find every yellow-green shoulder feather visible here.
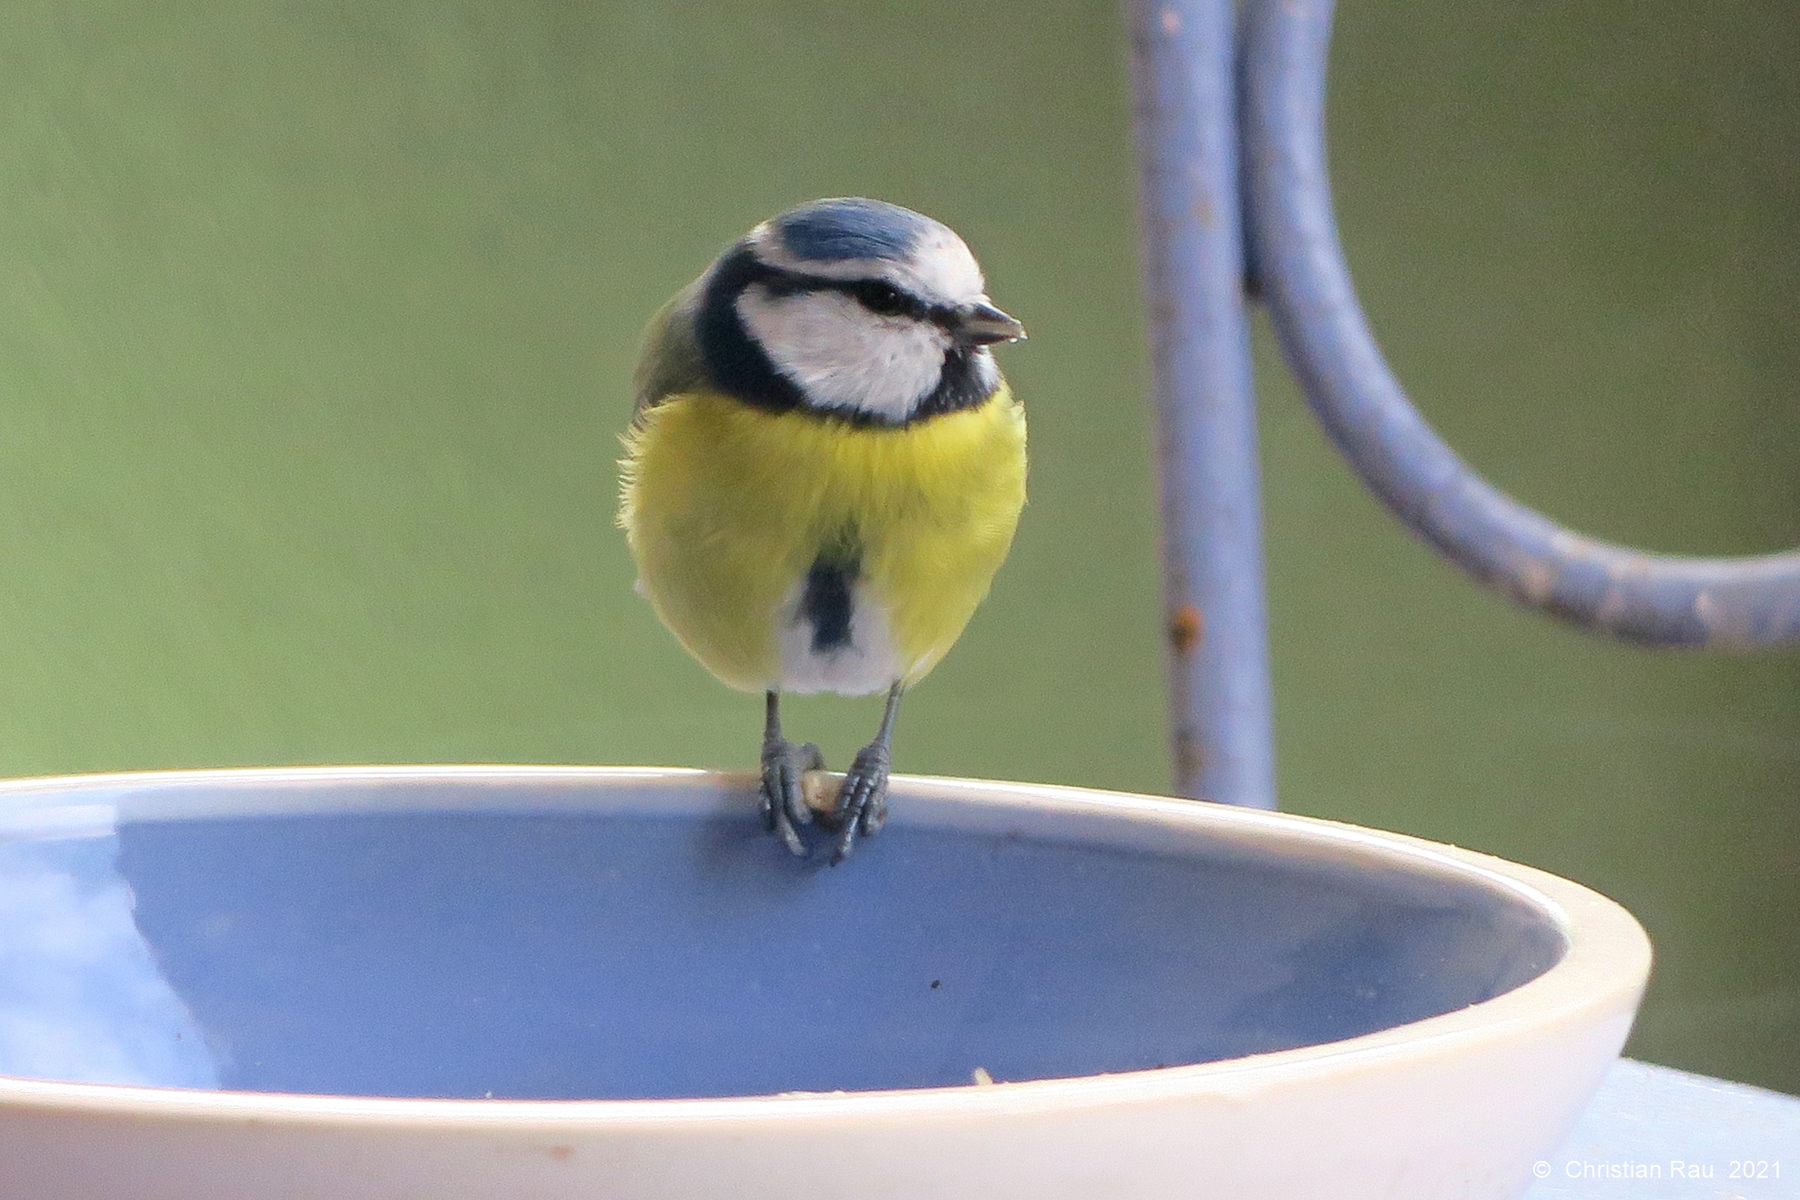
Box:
[632,279,707,419]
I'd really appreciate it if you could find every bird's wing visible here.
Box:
[632,278,709,419]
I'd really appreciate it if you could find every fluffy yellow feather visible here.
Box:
[618,386,1027,694]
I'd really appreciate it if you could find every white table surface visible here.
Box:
[1524,1060,1799,1199]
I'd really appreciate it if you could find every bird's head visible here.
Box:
[695,198,1025,425]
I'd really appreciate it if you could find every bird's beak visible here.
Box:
[953,298,1027,346]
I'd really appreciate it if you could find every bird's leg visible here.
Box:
[760,690,822,857]
[831,683,903,863]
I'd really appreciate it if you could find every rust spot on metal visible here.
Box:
[1173,726,1206,794]
[1595,586,1629,628]
[1514,557,1556,605]
[547,1146,574,1162]
[1169,603,1204,656]
[1694,588,1758,650]
[1160,7,1181,36]
[1693,590,1719,626]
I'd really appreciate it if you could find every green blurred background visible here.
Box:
[0,1,1794,1090]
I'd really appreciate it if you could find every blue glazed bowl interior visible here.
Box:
[0,774,1564,1100]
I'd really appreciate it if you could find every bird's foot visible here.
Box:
[825,741,891,863]
[761,737,824,857]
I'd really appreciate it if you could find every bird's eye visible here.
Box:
[854,281,913,317]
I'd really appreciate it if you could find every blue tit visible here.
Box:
[618,198,1028,861]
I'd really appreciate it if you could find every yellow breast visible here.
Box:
[618,386,1027,694]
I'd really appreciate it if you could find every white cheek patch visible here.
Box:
[737,285,951,422]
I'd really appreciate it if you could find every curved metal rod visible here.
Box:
[1241,0,1800,648]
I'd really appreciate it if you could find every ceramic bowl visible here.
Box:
[0,767,1648,1199]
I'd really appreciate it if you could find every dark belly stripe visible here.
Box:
[801,547,860,654]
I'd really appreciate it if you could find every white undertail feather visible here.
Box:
[773,580,903,696]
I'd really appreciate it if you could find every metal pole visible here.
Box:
[1126,0,1277,806]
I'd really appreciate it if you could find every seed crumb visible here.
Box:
[971,1067,994,1087]
[801,770,840,816]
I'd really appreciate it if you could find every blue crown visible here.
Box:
[772,198,937,264]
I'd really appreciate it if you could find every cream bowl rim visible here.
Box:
[0,764,1652,1131]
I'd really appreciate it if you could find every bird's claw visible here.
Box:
[828,743,891,863]
[761,739,824,857]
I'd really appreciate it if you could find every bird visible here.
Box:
[617,198,1028,861]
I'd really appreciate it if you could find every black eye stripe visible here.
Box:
[753,263,949,324]
[849,280,912,316]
